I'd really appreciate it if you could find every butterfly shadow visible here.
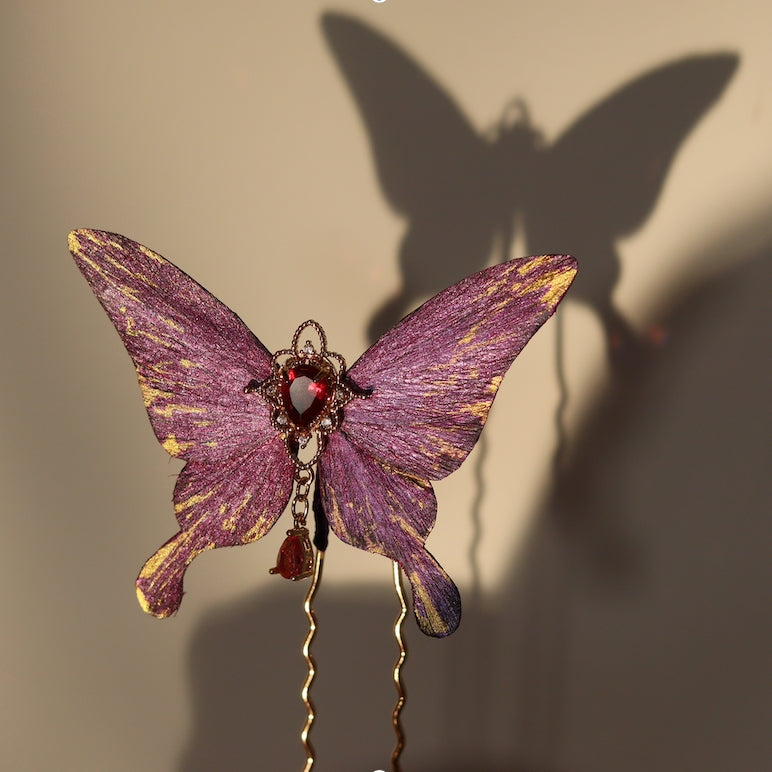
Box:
[178,225,772,770]
[321,12,738,365]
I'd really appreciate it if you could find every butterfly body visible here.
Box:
[68,229,575,636]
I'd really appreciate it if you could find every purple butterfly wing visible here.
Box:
[318,431,460,637]
[137,437,293,617]
[320,254,576,636]
[344,254,577,479]
[68,229,276,461]
[68,230,293,616]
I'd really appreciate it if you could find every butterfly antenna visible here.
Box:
[301,548,324,771]
[390,561,408,771]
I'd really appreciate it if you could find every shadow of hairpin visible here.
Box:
[500,231,772,769]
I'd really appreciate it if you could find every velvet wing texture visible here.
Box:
[68,230,294,617]
[319,254,577,636]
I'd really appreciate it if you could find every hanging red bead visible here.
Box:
[269,527,314,580]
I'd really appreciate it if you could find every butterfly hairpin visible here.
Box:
[68,229,576,638]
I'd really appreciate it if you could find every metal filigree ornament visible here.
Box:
[244,320,367,580]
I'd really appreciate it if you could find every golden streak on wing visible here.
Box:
[407,569,449,635]
[180,359,199,369]
[375,457,432,489]
[119,284,141,303]
[136,527,200,582]
[136,528,215,616]
[221,492,253,532]
[481,274,510,298]
[446,329,514,367]
[174,488,216,514]
[104,253,159,289]
[83,230,106,247]
[458,319,483,347]
[325,484,342,521]
[137,535,181,582]
[138,376,174,408]
[163,433,195,457]
[124,317,172,348]
[460,399,493,420]
[152,403,206,418]
[417,432,467,470]
[515,264,577,310]
[138,243,165,263]
[541,265,578,309]
[516,254,551,276]
[242,506,279,542]
[457,374,504,419]
[159,315,184,332]
[385,514,425,544]
[70,238,140,303]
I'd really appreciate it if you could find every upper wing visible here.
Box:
[68,229,275,462]
[343,254,577,480]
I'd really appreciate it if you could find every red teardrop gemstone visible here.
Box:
[270,529,313,580]
[280,363,333,428]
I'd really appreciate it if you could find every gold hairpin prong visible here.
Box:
[301,549,324,771]
[390,561,408,771]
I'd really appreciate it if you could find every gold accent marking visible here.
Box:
[138,244,164,263]
[163,433,194,457]
[138,376,173,407]
[516,254,550,275]
[153,403,206,418]
[243,508,276,542]
[408,571,448,636]
[221,492,252,532]
[125,317,172,347]
[173,489,215,514]
[104,254,158,288]
[160,315,184,332]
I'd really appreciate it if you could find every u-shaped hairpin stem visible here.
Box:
[301,549,324,771]
[391,561,408,771]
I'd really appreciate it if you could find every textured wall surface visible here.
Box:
[1,2,770,770]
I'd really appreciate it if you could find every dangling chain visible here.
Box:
[291,467,314,530]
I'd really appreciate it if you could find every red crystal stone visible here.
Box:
[270,530,313,580]
[280,363,333,428]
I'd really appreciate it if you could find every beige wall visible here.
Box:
[1,1,770,770]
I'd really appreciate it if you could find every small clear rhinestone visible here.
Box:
[303,341,315,355]
[276,414,288,426]
[320,417,333,430]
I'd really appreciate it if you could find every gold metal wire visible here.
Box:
[301,549,324,772]
[390,561,408,772]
